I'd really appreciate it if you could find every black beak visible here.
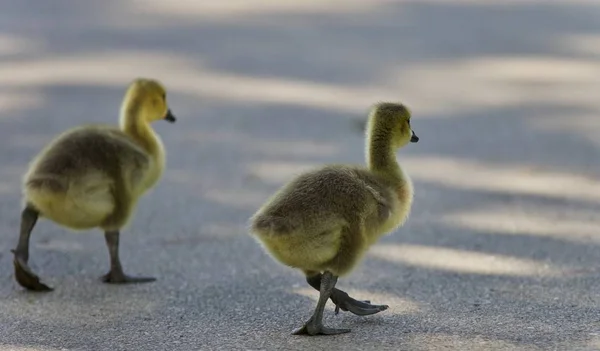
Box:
[164,109,176,123]
[410,130,419,143]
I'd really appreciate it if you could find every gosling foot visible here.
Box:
[292,316,351,336]
[11,250,53,292]
[331,290,388,316]
[102,230,156,285]
[101,270,156,284]
[305,273,389,316]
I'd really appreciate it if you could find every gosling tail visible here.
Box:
[23,174,70,212]
[26,176,68,193]
[251,215,296,235]
[23,174,114,230]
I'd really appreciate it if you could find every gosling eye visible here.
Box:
[162,93,166,101]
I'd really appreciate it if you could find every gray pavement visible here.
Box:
[1,1,600,350]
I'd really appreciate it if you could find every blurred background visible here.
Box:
[0,1,600,350]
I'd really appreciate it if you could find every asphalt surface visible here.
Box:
[1,1,600,350]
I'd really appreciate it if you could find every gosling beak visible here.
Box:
[164,109,176,123]
[410,130,419,143]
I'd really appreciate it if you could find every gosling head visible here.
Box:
[369,102,419,147]
[124,78,177,124]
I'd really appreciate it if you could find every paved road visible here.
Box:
[1,1,600,350]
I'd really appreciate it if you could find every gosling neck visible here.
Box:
[119,99,161,156]
[366,124,405,183]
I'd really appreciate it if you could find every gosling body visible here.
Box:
[24,125,160,230]
[250,102,418,336]
[12,78,176,291]
[253,164,413,277]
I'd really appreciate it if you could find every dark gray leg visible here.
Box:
[306,273,388,316]
[292,271,351,336]
[101,231,156,284]
[11,206,53,291]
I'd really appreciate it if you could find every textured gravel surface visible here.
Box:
[1,1,600,350]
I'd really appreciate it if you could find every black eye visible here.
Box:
[161,93,166,101]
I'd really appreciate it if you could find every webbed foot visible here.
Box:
[331,290,388,316]
[305,273,389,316]
[292,316,351,336]
[101,270,156,284]
[11,250,53,292]
[102,230,156,285]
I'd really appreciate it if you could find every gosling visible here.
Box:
[12,78,176,291]
[250,102,418,336]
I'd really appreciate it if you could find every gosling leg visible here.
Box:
[292,271,351,336]
[11,206,53,291]
[101,230,156,284]
[306,273,388,316]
